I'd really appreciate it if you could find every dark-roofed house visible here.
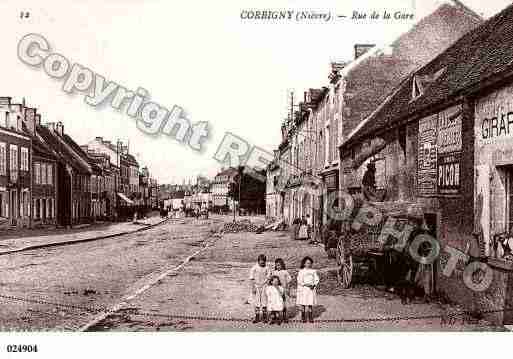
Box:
[38,122,92,226]
[339,3,513,326]
[23,110,58,228]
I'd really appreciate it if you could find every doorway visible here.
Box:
[10,189,17,226]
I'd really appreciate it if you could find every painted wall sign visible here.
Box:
[438,152,460,195]
[418,114,438,196]
[437,105,462,154]
[437,105,462,195]
[476,83,513,146]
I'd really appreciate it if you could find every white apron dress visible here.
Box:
[296,268,320,306]
[249,263,271,307]
[265,285,285,311]
[298,224,309,239]
[272,269,292,303]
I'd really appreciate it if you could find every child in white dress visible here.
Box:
[249,254,271,323]
[296,256,320,323]
[265,275,285,325]
[272,258,292,323]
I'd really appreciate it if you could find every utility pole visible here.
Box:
[238,171,241,217]
[289,91,294,124]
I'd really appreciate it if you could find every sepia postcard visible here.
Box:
[1,0,512,357]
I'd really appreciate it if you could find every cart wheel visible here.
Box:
[336,240,353,289]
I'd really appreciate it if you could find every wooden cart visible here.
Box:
[323,200,424,289]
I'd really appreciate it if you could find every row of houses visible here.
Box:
[267,0,482,226]
[0,97,159,230]
[161,169,266,215]
[267,1,513,324]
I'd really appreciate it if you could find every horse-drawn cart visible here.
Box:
[323,199,426,289]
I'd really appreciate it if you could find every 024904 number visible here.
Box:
[6,344,38,353]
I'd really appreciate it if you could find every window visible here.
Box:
[34,199,40,220]
[0,142,6,175]
[411,76,424,101]
[0,191,7,218]
[47,164,53,185]
[34,163,40,184]
[20,147,29,171]
[506,167,513,233]
[325,125,330,165]
[9,144,18,181]
[41,162,47,185]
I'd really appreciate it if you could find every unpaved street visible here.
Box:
[0,217,222,331]
[76,218,501,332]
[0,216,504,331]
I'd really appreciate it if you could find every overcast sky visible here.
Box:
[1,0,511,184]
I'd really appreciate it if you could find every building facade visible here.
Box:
[339,3,513,325]
[0,101,32,230]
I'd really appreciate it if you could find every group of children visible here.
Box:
[249,254,320,325]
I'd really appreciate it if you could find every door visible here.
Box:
[10,190,17,226]
[506,167,513,233]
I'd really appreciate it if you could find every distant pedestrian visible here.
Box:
[272,258,292,323]
[249,254,271,323]
[265,275,285,325]
[298,216,308,240]
[296,256,320,323]
[306,214,313,241]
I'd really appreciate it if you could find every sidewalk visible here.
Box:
[0,216,166,255]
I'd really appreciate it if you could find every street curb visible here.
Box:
[0,218,171,256]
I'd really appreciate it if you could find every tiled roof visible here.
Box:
[342,3,513,150]
[215,167,238,179]
[32,136,57,160]
[37,125,91,174]
[337,2,482,143]
[122,153,139,166]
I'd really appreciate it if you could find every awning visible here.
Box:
[117,193,134,205]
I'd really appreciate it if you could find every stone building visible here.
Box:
[273,0,484,234]
[339,3,513,325]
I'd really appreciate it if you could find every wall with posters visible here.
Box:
[417,105,463,197]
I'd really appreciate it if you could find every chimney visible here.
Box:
[354,44,375,60]
[35,114,41,125]
[95,136,103,142]
[304,91,307,103]
[56,122,64,136]
[281,123,287,142]
[24,108,37,135]
[0,97,11,108]
[45,122,56,132]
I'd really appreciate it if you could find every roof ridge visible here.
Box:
[448,0,483,20]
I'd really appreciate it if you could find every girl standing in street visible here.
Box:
[265,275,285,325]
[296,256,320,323]
[249,254,271,323]
[272,258,292,323]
